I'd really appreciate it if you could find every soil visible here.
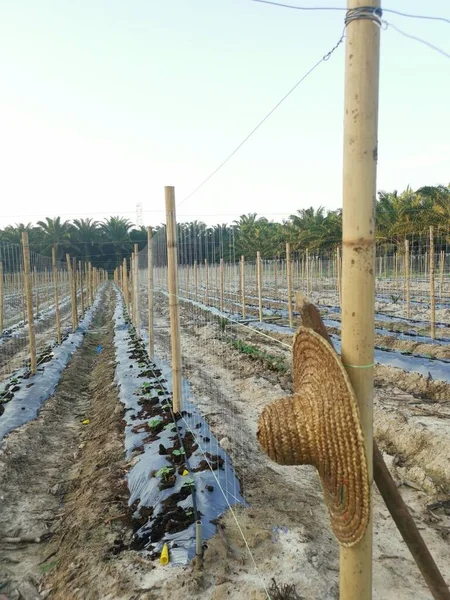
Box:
[0,282,449,599]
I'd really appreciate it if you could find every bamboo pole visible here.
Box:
[79,261,85,315]
[439,250,445,298]
[204,259,209,306]
[306,248,310,296]
[52,247,61,345]
[165,186,182,414]
[220,258,224,312]
[336,245,342,307]
[256,251,263,322]
[134,243,141,337]
[88,262,94,306]
[72,257,78,328]
[122,258,129,313]
[340,2,380,598]
[241,255,246,319]
[194,260,198,301]
[33,266,39,318]
[147,227,154,358]
[22,232,37,374]
[430,227,435,340]
[274,257,278,299]
[0,262,3,334]
[66,254,76,332]
[286,243,293,328]
[405,239,411,319]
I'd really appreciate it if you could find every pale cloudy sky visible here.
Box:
[0,0,449,229]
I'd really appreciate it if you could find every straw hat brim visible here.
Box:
[257,327,370,547]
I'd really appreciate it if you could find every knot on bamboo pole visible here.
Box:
[257,327,370,547]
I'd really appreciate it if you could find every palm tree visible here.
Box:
[72,218,100,263]
[100,216,133,267]
[36,217,74,259]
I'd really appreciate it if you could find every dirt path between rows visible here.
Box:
[0,286,138,600]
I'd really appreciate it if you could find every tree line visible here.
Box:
[0,185,448,271]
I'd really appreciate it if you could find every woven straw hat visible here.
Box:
[257,327,370,547]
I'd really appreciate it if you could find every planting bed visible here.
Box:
[112,289,245,564]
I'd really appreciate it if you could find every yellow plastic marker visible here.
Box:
[81,419,90,425]
[160,543,169,565]
[182,469,189,476]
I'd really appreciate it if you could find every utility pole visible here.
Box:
[340,2,381,600]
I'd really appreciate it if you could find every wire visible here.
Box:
[385,21,450,59]
[250,0,450,25]
[178,29,345,207]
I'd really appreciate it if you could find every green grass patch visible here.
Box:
[231,338,287,373]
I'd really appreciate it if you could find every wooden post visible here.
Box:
[286,243,293,328]
[220,258,225,312]
[72,257,78,328]
[147,227,154,358]
[306,248,310,296]
[165,186,182,414]
[79,261,85,315]
[256,251,263,322]
[33,266,39,318]
[122,258,128,311]
[204,259,209,306]
[274,257,278,299]
[405,239,411,319]
[88,262,94,306]
[52,247,61,344]
[439,250,445,298]
[134,243,141,337]
[336,246,342,307]
[340,2,380,598]
[430,226,435,340]
[241,255,246,319]
[66,255,76,332]
[22,232,37,374]
[194,260,198,301]
[0,262,3,335]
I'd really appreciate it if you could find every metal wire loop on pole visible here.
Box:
[345,6,383,27]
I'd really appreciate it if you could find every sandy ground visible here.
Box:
[0,283,448,599]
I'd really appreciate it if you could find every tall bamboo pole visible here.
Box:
[22,232,37,374]
[306,248,310,296]
[147,227,154,358]
[34,266,39,317]
[204,259,209,306]
[0,262,3,335]
[286,243,293,328]
[241,255,246,319]
[122,258,128,311]
[256,251,263,322]
[52,247,61,344]
[430,226,435,339]
[340,2,380,598]
[165,186,182,414]
[72,257,78,329]
[220,258,225,312]
[134,243,141,337]
[439,250,445,298]
[194,260,198,301]
[405,239,411,319]
[79,261,85,315]
[336,245,342,307]
[66,254,76,332]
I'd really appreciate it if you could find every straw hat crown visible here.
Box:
[257,327,370,547]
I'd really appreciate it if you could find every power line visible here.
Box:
[250,0,450,25]
[178,28,345,207]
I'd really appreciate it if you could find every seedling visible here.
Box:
[156,466,173,479]
[182,478,195,489]
[390,294,401,305]
[164,423,176,431]
[149,418,162,429]
[172,448,185,457]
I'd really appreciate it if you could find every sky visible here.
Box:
[0,0,449,229]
